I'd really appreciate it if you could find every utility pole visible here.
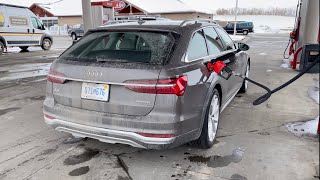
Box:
[82,0,93,32]
[233,0,239,35]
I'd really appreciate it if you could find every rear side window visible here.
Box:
[215,27,236,50]
[203,28,224,55]
[60,31,175,65]
[187,30,208,61]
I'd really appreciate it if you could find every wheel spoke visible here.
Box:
[207,94,220,142]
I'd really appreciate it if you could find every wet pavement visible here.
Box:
[0,35,319,180]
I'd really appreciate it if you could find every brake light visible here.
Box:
[125,76,188,96]
[137,133,176,138]
[47,70,66,84]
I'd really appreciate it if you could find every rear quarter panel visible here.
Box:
[157,57,228,136]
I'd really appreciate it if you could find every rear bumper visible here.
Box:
[43,98,201,149]
[44,116,176,149]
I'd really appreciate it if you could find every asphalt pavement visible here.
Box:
[0,34,319,180]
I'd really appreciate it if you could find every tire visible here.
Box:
[71,33,77,41]
[0,41,4,54]
[19,46,29,51]
[189,89,221,149]
[243,30,249,35]
[41,38,52,50]
[239,62,250,93]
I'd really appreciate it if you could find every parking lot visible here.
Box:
[0,34,319,180]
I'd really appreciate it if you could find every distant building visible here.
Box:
[28,0,212,28]
[28,3,82,28]
[117,0,213,20]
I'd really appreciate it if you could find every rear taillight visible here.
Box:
[47,70,66,84]
[125,76,187,96]
[137,133,175,138]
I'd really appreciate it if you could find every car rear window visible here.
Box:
[60,31,175,65]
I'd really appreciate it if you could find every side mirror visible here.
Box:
[238,43,250,51]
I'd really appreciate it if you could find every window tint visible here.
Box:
[60,32,175,65]
[31,17,42,29]
[203,28,224,55]
[215,28,236,50]
[31,17,38,29]
[187,30,208,61]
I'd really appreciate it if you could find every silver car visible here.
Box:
[44,20,250,149]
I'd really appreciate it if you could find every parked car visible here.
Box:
[68,24,84,40]
[0,3,52,54]
[224,21,254,35]
[44,20,251,149]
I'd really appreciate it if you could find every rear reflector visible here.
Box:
[44,114,55,120]
[137,133,175,138]
[47,70,66,84]
[125,76,188,96]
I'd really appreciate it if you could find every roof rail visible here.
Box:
[180,19,217,26]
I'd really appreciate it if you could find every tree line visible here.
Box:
[216,7,296,16]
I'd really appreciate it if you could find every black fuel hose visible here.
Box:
[247,55,319,106]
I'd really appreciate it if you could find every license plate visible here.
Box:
[81,82,110,101]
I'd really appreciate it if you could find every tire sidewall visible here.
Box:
[243,30,249,35]
[72,33,77,40]
[239,63,250,93]
[42,38,52,50]
[203,89,220,147]
[0,41,4,54]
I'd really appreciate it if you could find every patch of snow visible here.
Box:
[0,63,51,81]
[259,53,267,56]
[266,69,273,72]
[287,116,319,137]
[308,79,319,104]
[280,57,293,69]
[229,35,246,42]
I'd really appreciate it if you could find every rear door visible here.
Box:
[50,31,175,116]
[214,27,243,96]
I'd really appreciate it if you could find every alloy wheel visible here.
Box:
[208,94,220,142]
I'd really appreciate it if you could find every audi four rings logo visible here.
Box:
[85,70,102,77]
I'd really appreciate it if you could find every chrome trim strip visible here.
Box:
[220,87,240,113]
[44,117,176,148]
[47,74,176,87]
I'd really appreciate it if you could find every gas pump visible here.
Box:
[284,0,319,71]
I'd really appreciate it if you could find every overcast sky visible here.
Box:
[0,0,298,12]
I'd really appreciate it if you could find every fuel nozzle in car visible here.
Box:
[206,55,319,106]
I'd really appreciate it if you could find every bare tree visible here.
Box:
[215,7,296,16]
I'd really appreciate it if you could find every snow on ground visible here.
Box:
[0,63,51,81]
[280,56,294,69]
[213,15,295,34]
[229,35,246,42]
[287,116,319,137]
[308,79,320,104]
